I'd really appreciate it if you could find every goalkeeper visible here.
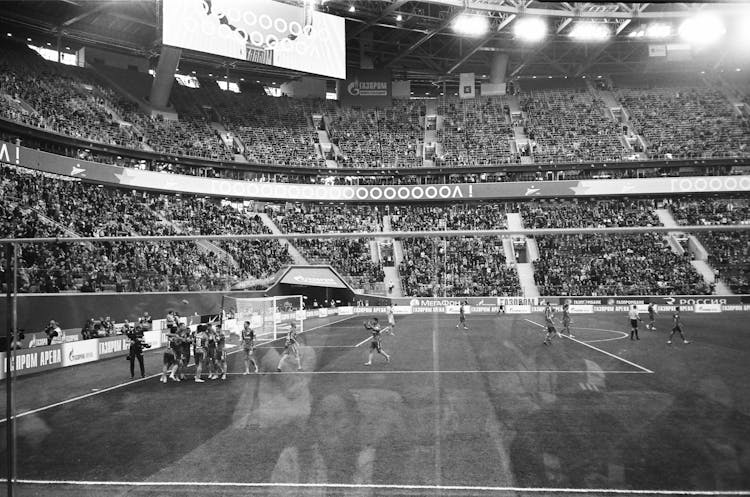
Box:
[364,318,392,366]
[277,322,302,372]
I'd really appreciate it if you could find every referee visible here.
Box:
[628,305,642,341]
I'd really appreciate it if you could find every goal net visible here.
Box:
[221,295,304,341]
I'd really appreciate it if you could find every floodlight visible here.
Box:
[679,13,725,45]
[452,13,490,37]
[630,23,672,39]
[569,22,610,41]
[514,17,547,42]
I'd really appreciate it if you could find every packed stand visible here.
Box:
[616,85,750,159]
[391,202,520,296]
[436,97,517,167]
[0,164,291,292]
[399,238,520,297]
[519,199,660,228]
[668,196,749,294]
[533,233,709,296]
[0,42,232,161]
[521,89,627,163]
[267,203,385,290]
[390,202,512,231]
[328,101,424,168]
[213,91,324,167]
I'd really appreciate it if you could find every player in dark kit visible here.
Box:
[646,303,657,331]
[561,303,573,337]
[178,323,192,380]
[628,305,642,340]
[193,324,209,382]
[456,301,469,330]
[667,307,691,345]
[206,325,219,380]
[364,317,391,365]
[212,326,228,380]
[242,321,259,374]
[161,331,181,383]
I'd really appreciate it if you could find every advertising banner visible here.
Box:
[4,140,750,202]
[61,340,99,367]
[163,0,345,79]
[279,267,348,288]
[459,72,475,99]
[0,344,63,379]
[338,69,392,107]
[97,335,132,359]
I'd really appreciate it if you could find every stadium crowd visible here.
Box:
[519,198,661,228]
[668,196,750,294]
[533,233,710,296]
[0,164,291,292]
[267,203,385,290]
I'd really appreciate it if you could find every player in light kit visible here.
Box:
[667,306,691,345]
[628,305,642,340]
[561,303,574,337]
[543,302,560,345]
[277,322,302,371]
[387,304,397,336]
[646,302,657,331]
[456,301,469,330]
[364,317,391,365]
[193,324,209,382]
[242,321,259,374]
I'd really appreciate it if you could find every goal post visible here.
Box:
[221,294,304,341]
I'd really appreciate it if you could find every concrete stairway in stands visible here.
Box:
[379,215,403,297]
[506,212,540,297]
[255,212,308,265]
[146,206,239,268]
[656,208,732,294]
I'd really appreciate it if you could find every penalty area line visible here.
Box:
[525,319,654,374]
[3,480,749,496]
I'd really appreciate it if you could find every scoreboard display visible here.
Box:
[163,0,346,79]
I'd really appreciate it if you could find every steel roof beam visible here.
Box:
[386,8,465,67]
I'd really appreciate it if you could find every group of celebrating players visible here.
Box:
[160,320,229,383]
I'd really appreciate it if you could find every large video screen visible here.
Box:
[163,0,346,79]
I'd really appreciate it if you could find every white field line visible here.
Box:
[0,315,359,424]
[221,370,649,375]
[2,479,748,496]
[525,318,654,374]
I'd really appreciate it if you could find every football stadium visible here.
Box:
[1,0,749,496]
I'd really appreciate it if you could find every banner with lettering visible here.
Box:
[2,140,750,202]
[338,69,392,107]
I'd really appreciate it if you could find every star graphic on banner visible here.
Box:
[113,168,137,185]
[569,181,592,195]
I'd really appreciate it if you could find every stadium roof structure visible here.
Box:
[1,0,749,87]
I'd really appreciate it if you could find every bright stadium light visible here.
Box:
[569,22,611,41]
[452,13,490,37]
[514,17,547,42]
[629,23,673,39]
[679,13,725,45]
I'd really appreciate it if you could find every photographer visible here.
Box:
[125,325,150,379]
[44,320,61,346]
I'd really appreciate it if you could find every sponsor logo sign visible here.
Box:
[506,305,531,314]
[62,340,99,367]
[97,336,132,358]
[0,345,63,379]
[694,303,722,313]
[568,304,594,314]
